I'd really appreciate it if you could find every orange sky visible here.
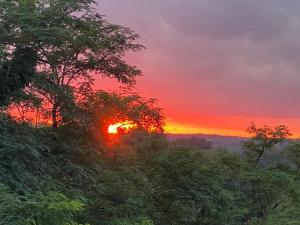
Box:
[165,117,300,138]
[95,77,300,138]
[96,0,300,138]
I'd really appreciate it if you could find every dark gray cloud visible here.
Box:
[163,0,290,41]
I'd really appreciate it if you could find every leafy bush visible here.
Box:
[0,184,85,225]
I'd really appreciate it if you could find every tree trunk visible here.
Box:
[51,103,58,129]
[255,149,265,165]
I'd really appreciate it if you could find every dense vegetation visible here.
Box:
[1,116,300,225]
[0,1,300,225]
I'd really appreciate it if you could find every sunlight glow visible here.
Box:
[108,123,123,134]
[164,120,300,138]
[107,121,135,134]
[164,122,249,137]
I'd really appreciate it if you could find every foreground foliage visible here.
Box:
[1,117,299,225]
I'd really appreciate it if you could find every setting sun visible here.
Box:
[108,123,122,134]
[107,121,135,134]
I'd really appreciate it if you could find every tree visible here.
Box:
[242,169,293,222]
[0,0,144,128]
[0,47,37,106]
[243,123,291,165]
[0,184,86,225]
[284,141,300,178]
[78,90,165,142]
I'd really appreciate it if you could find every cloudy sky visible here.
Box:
[96,0,300,136]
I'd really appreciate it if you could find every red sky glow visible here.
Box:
[96,0,300,137]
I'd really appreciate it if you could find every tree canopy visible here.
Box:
[0,0,144,128]
[0,47,37,106]
[243,123,291,165]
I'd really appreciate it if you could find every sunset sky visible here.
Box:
[96,0,300,137]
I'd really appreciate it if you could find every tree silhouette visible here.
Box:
[0,0,143,128]
[243,122,291,165]
[0,47,37,106]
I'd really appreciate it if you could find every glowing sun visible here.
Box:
[107,121,135,134]
[108,123,122,134]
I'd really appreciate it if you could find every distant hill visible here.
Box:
[167,133,248,153]
[167,133,292,166]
